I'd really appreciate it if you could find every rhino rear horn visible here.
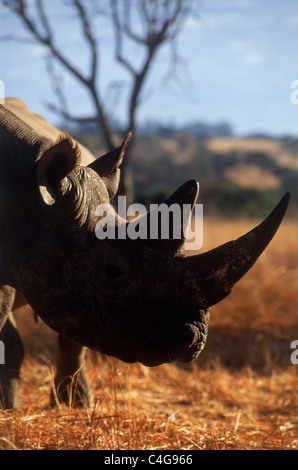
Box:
[186,192,290,307]
[88,133,132,199]
[37,134,80,205]
[137,179,199,254]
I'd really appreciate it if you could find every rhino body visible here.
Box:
[0,98,289,408]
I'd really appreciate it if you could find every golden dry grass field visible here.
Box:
[0,217,297,451]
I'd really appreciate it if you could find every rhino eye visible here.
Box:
[104,265,123,280]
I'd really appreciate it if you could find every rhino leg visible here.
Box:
[0,311,24,409]
[50,334,91,408]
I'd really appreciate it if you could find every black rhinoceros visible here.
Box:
[0,98,289,408]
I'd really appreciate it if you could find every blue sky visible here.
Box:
[1,0,298,136]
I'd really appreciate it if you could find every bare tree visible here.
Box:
[1,0,196,202]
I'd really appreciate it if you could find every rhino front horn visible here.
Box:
[186,192,290,307]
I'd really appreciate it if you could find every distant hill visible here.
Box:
[67,122,298,218]
[130,135,298,218]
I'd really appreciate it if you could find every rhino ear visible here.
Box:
[88,133,131,199]
[37,134,80,205]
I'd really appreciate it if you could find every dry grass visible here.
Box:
[0,358,297,450]
[1,219,297,450]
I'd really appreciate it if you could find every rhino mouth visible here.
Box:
[174,322,208,363]
[131,320,209,367]
[79,319,207,368]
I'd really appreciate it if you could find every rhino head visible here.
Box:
[1,117,289,367]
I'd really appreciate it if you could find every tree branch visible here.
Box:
[0,33,36,43]
[45,101,97,124]
[110,0,137,76]
[72,0,98,84]
[1,0,197,202]
[1,0,114,150]
[36,0,53,42]
[4,0,89,86]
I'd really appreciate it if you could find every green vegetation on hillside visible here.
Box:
[131,136,298,218]
[69,125,298,219]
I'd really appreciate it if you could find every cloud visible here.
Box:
[243,51,264,65]
[285,15,298,27]
[184,16,201,30]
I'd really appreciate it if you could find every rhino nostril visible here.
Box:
[104,265,123,280]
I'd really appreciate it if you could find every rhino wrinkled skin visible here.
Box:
[0,98,289,408]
